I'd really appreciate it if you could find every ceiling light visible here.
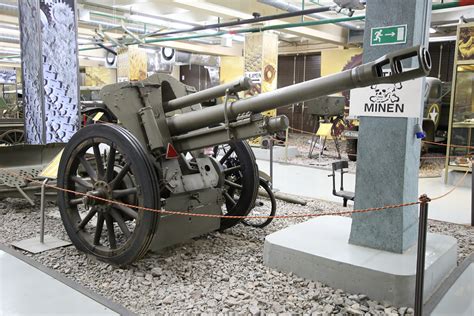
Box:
[429,35,456,42]
[89,20,120,28]
[0,35,19,42]
[0,3,17,9]
[129,14,192,30]
[0,27,19,36]
[429,27,437,34]
[143,48,158,54]
[233,35,245,42]
[78,37,93,44]
[79,56,104,62]
[173,0,253,19]
[0,48,21,54]
[0,58,21,63]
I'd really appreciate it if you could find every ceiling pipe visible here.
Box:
[145,5,333,38]
[75,14,363,53]
[258,0,360,30]
[2,0,469,58]
[116,1,469,47]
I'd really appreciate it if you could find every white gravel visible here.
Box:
[0,196,472,315]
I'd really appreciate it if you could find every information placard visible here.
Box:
[349,76,423,118]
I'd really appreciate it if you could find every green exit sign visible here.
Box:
[370,25,407,46]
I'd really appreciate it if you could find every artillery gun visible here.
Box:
[57,46,431,265]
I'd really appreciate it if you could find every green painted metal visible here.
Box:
[370,25,407,46]
[166,46,431,135]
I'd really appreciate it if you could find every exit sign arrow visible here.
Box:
[370,25,407,46]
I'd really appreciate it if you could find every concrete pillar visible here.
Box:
[349,0,432,253]
[117,45,147,82]
[244,32,278,145]
[244,32,278,116]
[19,0,80,144]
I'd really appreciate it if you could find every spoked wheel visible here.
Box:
[243,178,276,228]
[0,129,24,145]
[57,124,160,266]
[213,140,259,230]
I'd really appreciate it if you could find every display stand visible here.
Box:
[11,150,71,253]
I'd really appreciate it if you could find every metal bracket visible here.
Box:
[120,20,144,44]
[14,184,34,206]
[223,88,240,140]
[11,178,71,253]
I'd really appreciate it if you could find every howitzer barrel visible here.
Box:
[167,45,431,135]
[164,77,253,112]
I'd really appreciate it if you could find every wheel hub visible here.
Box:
[84,181,112,212]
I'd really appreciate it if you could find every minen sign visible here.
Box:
[349,74,423,118]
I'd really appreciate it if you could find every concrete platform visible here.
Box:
[442,169,472,188]
[0,245,131,315]
[263,216,458,307]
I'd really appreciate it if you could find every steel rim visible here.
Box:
[213,140,259,229]
[58,126,159,261]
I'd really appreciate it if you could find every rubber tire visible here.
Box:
[219,140,259,230]
[57,124,160,266]
[242,178,276,228]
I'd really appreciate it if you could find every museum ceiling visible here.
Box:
[0,0,472,67]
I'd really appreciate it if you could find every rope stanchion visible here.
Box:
[414,194,431,316]
[0,166,468,221]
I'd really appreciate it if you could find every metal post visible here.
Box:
[471,161,473,226]
[414,194,431,316]
[269,137,274,189]
[40,178,49,243]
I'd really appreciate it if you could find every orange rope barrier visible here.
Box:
[0,166,469,220]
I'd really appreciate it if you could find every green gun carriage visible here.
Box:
[57,46,432,265]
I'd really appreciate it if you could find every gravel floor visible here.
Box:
[0,196,472,315]
[277,133,446,178]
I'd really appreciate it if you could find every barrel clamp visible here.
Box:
[223,88,240,140]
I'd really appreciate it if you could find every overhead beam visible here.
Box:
[172,0,347,44]
[431,6,474,25]
[278,42,341,55]
[265,20,347,45]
